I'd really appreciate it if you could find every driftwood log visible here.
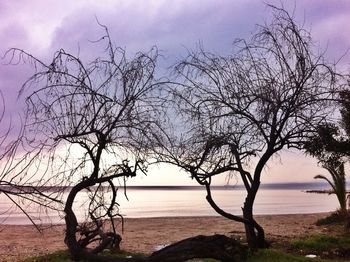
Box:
[148,234,248,262]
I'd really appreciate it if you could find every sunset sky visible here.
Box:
[0,0,349,185]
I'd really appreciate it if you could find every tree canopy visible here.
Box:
[154,5,341,248]
[6,25,166,261]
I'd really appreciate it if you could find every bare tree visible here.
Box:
[154,5,341,248]
[6,25,166,261]
[0,90,64,228]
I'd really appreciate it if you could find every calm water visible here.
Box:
[0,183,339,225]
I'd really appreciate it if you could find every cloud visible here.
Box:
[44,0,269,68]
[0,0,349,183]
[1,0,348,111]
[294,1,350,62]
[3,0,348,67]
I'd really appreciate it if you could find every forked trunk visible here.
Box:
[243,195,267,249]
[64,180,144,262]
[64,179,109,261]
[64,181,90,261]
[242,151,272,249]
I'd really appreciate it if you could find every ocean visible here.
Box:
[0,183,339,225]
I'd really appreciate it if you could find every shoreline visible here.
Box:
[0,212,331,262]
[0,210,335,226]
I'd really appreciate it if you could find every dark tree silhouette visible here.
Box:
[315,158,347,215]
[340,90,350,137]
[154,5,340,248]
[305,90,350,159]
[5,24,250,262]
[6,25,167,261]
[304,89,350,217]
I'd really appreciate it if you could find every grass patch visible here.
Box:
[102,250,146,259]
[291,234,350,260]
[22,252,225,262]
[23,249,346,262]
[22,249,145,262]
[247,249,343,262]
[187,259,220,262]
[316,212,346,226]
[22,250,71,262]
[291,234,350,251]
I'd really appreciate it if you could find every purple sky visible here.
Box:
[0,0,349,185]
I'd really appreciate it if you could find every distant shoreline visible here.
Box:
[125,182,335,190]
[305,189,333,194]
[0,210,336,226]
[306,189,350,194]
[0,182,336,193]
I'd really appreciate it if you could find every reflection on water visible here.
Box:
[0,185,338,225]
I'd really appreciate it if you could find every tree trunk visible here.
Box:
[64,179,147,262]
[243,193,267,249]
[64,180,90,261]
[64,180,114,261]
[241,150,272,249]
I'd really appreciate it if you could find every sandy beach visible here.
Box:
[1,213,331,262]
